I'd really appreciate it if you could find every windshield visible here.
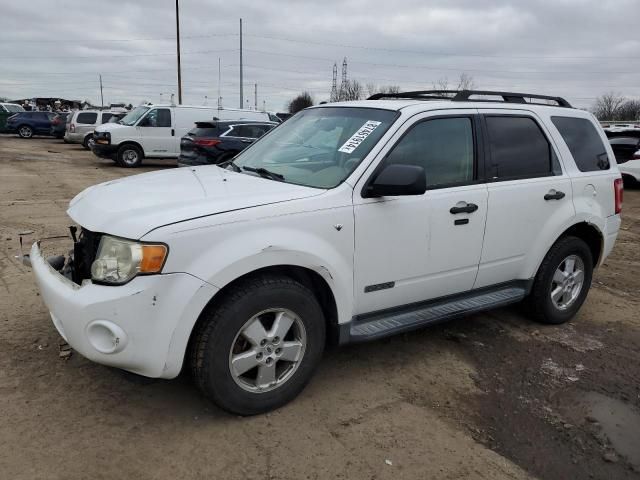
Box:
[4,104,24,113]
[231,107,397,188]
[119,106,149,126]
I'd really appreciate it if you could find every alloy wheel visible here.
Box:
[228,308,306,393]
[550,254,585,310]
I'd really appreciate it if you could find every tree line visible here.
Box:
[592,93,640,122]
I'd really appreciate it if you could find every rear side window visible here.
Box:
[384,117,475,188]
[485,116,552,179]
[551,116,610,171]
[229,124,273,138]
[190,123,220,137]
[76,112,98,124]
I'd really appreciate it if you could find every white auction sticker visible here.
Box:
[338,120,382,154]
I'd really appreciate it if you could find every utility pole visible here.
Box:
[254,83,257,110]
[239,18,243,109]
[175,0,183,104]
[99,74,104,109]
[217,57,221,109]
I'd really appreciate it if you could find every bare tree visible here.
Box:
[592,92,626,121]
[456,73,476,91]
[616,99,640,121]
[339,79,364,101]
[365,83,401,97]
[432,73,476,93]
[288,91,314,113]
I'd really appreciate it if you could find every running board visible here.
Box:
[341,283,529,344]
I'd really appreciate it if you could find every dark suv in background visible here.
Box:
[6,111,56,138]
[178,120,277,167]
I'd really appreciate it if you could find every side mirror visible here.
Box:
[364,164,427,198]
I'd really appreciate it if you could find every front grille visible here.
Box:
[72,228,102,284]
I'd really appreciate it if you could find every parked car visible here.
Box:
[93,105,276,167]
[28,90,622,415]
[178,120,278,167]
[609,136,640,185]
[6,111,56,138]
[0,103,24,133]
[65,110,126,149]
[50,112,70,139]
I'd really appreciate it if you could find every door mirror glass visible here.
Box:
[364,164,426,198]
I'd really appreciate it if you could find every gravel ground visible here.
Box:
[1,134,639,480]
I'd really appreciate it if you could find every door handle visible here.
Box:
[171,129,175,136]
[544,190,565,201]
[450,202,479,214]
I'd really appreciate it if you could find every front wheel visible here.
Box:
[116,144,143,167]
[190,275,326,415]
[526,236,593,325]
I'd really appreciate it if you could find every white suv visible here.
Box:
[28,90,623,415]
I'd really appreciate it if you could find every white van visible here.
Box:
[92,104,275,167]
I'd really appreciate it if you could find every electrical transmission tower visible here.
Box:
[330,62,338,102]
[339,57,348,100]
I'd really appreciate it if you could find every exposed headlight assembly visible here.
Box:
[91,236,167,285]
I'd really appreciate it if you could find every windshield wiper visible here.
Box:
[218,158,241,172]
[242,166,285,181]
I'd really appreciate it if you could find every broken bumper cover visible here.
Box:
[30,242,218,379]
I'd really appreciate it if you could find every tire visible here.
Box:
[190,275,326,415]
[116,144,143,167]
[17,125,33,138]
[83,134,95,150]
[526,236,593,325]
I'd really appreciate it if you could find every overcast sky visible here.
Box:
[1,0,639,111]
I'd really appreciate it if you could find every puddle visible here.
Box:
[582,392,640,468]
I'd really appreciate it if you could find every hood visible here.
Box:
[95,123,129,133]
[68,166,324,239]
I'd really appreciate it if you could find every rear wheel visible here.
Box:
[116,144,143,167]
[83,134,95,150]
[190,275,326,415]
[18,125,33,138]
[526,236,593,324]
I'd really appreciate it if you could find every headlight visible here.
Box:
[91,236,167,284]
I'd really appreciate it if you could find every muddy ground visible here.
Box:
[0,134,639,480]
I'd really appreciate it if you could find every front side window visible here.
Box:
[140,108,171,127]
[101,113,115,124]
[485,116,552,179]
[76,112,98,124]
[551,116,610,171]
[232,107,397,188]
[383,117,475,188]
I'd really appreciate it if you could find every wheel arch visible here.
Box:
[188,265,340,353]
[558,221,604,266]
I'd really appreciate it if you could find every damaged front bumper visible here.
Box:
[29,241,218,379]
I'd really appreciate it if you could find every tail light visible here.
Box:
[614,178,623,215]
[52,118,60,125]
[69,123,75,133]
[195,138,221,147]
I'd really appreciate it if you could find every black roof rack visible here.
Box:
[367,89,572,108]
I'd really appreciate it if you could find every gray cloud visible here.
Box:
[1,0,639,110]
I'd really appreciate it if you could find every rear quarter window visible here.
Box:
[551,116,610,171]
[76,112,98,124]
